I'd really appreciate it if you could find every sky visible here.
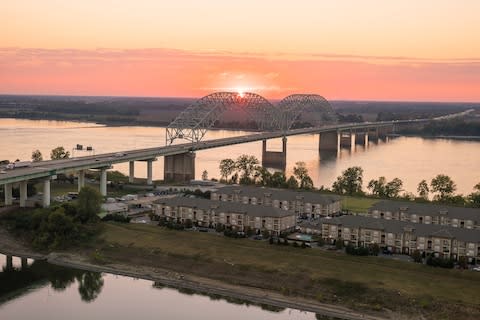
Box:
[1,0,479,101]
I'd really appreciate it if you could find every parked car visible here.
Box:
[253,234,263,240]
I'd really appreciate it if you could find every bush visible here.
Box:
[101,214,131,223]
[426,254,454,268]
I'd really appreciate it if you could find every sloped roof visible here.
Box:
[215,185,341,205]
[320,215,480,243]
[155,197,294,218]
[370,200,480,222]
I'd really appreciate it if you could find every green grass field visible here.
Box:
[96,222,480,318]
[341,196,379,213]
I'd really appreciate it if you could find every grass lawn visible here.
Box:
[97,222,480,317]
[341,196,379,213]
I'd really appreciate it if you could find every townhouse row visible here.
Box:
[367,200,479,230]
[301,215,480,261]
[154,197,296,235]
[210,186,342,218]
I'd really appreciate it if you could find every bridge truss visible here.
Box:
[166,92,337,144]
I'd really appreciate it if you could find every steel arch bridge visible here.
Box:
[166,92,337,144]
[277,94,337,130]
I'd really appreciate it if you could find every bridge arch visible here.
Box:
[166,92,280,144]
[277,94,337,130]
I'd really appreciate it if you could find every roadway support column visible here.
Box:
[78,170,85,192]
[147,160,153,185]
[21,257,28,269]
[262,137,287,169]
[129,161,135,183]
[6,255,13,270]
[43,178,51,208]
[319,131,339,152]
[19,180,28,208]
[4,183,13,206]
[164,152,196,183]
[100,168,107,196]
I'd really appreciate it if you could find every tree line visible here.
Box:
[217,155,480,208]
[331,166,480,207]
[219,155,314,190]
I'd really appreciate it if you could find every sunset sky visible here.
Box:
[1,0,479,101]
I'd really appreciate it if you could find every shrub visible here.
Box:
[102,214,131,223]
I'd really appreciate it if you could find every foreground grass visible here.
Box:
[341,196,379,213]
[96,222,480,319]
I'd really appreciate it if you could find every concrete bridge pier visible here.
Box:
[339,130,355,149]
[146,159,155,185]
[164,152,196,183]
[319,131,340,152]
[19,180,28,207]
[6,255,13,270]
[77,170,85,192]
[129,161,135,183]
[42,178,51,208]
[355,131,368,147]
[100,168,108,196]
[4,183,13,205]
[262,137,287,169]
[368,128,379,143]
[21,257,28,269]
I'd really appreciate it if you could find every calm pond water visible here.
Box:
[0,118,479,195]
[0,254,317,320]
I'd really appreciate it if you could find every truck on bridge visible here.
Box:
[6,161,32,170]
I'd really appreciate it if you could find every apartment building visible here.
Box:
[367,200,480,230]
[320,215,480,261]
[154,197,296,235]
[210,186,341,218]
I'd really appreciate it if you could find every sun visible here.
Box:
[235,87,246,98]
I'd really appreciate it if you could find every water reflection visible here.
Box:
[153,281,286,313]
[0,256,104,304]
[0,254,318,319]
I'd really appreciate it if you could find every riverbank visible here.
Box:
[0,227,386,320]
[2,223,480,319]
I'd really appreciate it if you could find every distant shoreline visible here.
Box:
[2,115,480,139]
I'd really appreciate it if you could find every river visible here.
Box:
[0,254,318,320]
[0,118,479,195]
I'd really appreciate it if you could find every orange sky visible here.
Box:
[1,1,479,101]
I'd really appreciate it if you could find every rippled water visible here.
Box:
[0,118,479,195]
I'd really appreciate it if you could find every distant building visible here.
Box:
[319,215,480,261]
[367,200,480,230]
[153,197,296,235]
[210,186,341,218]
[101,202,128,215]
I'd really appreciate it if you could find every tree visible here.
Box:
[201,170,208,180]
[293,161,314,189]
[50,146,70,160]
[468,182,480,207]
[235,155,259,183]
[367,176,387,197]
[332,166,364,195]
[286,175,299,189]
[219,158,235,182]
[31,149,43,162]
[256,167,272,186]
[385,178,403,198]
[417,180,429,200]
[269,172,287,188]
[77,186,102,223]
[430,174,456,201]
